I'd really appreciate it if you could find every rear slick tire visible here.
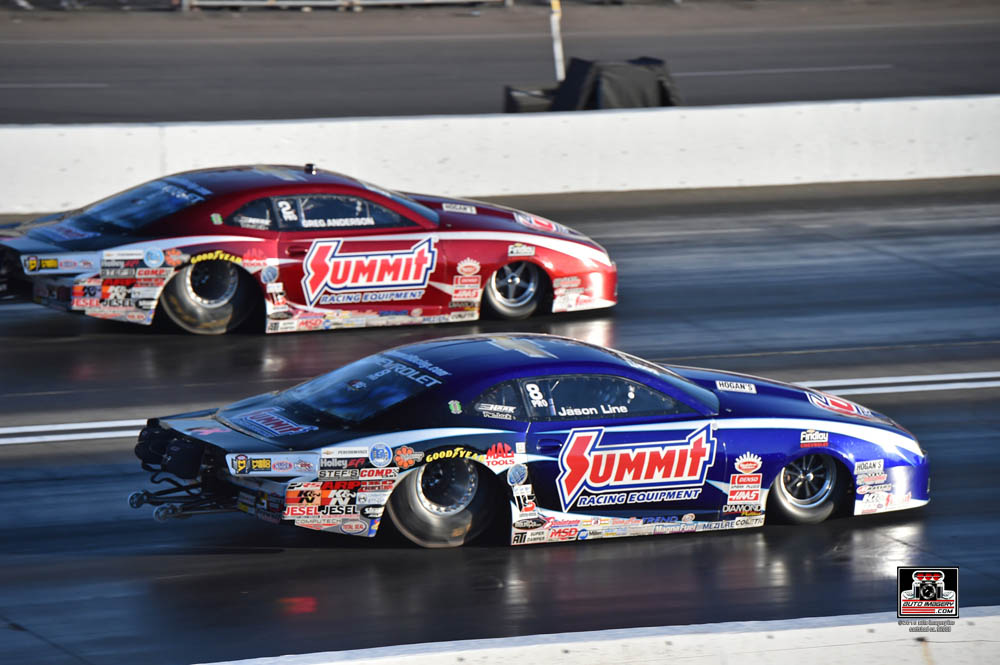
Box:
[160,261,256,335]
[768,454,847,525]
[386,458,497,548]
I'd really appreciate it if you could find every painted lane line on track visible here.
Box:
[800,370,1000,387]
[0,418,146,447]
[0,419,146,434]
[828,380,1000,396]
[0,83,110,89]
[0,430,142,446]
[673,64,894,77]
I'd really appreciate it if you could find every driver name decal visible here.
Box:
[557,425,717,511]
[302,238,437,306]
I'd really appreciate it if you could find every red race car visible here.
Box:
[0,165,617,334]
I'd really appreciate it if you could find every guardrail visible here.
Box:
[1,95,998,213]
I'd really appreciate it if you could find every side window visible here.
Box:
[287,195,418,231]
[274,197,302,229]
[521,375,693,421]
[472,381,526,422]
[227,199,274,230]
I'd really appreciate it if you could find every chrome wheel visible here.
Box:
[416,459,479,516]
[489,262,539,309]
[185,261,239,309]
[778,454,836,509]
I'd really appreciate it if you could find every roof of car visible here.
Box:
[385,334,666,383]
[180,164,362,196]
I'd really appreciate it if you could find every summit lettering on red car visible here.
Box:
[301,238,437,305]
[557,425,717,511]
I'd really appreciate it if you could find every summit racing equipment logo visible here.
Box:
[898,568,958,618]
[557,425,717,511]
[301,238,437,306]
[235,408,317,438]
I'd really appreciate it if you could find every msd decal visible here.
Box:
[301,238,437,306]
[557,425,717,511]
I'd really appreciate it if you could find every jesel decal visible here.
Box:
[302,238,437,306]
[557,424,717,511]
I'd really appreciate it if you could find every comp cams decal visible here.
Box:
[301,238,438,306]
[556,424,717,511]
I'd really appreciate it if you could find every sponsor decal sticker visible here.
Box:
[359,467,398,480]
[715,380,756,394]
[191,250,242,264]
[242,248,269,271]
[734,452,763,474]
[236,408,317,438]
[341,520,368,535]
[448,400,462,415]
[457,258,480,276]
[807,390,873,418]
[425,447,484,464]
[854,459,885,475]
[393,445,423,469]
[301,238,437,306]
[507,243,535,257]
[231,455,272,474]
[442,203,477,215]
[368,443,392,468]
[261,265,279,283]
[144,248,165,268]
[800,429,829,447]
[557,425,717,511]
[164,249,184,267]
[484,442,515,471]
[507,463,528,486]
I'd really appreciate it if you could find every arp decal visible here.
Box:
[301,238,437,306]
[557,424,717,511]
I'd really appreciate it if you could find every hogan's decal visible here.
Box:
[556,424,717,511]
[301,238,437,306]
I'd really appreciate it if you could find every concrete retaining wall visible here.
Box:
[200,605,1000,665]
[1,95,998,213]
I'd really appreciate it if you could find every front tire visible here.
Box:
[386,458,497,548]
[160,261,257,335]
[483,261,546,320]
[768,454,846,524]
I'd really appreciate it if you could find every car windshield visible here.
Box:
[71,176,214,232]
[282,352,447,424]
[610,349,720,413]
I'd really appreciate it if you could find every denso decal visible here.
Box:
[557,424,717,511]
[301,238,437,306]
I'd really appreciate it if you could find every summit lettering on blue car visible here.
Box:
[556,424,717,511]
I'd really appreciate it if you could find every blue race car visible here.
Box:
[129,334,929,547]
